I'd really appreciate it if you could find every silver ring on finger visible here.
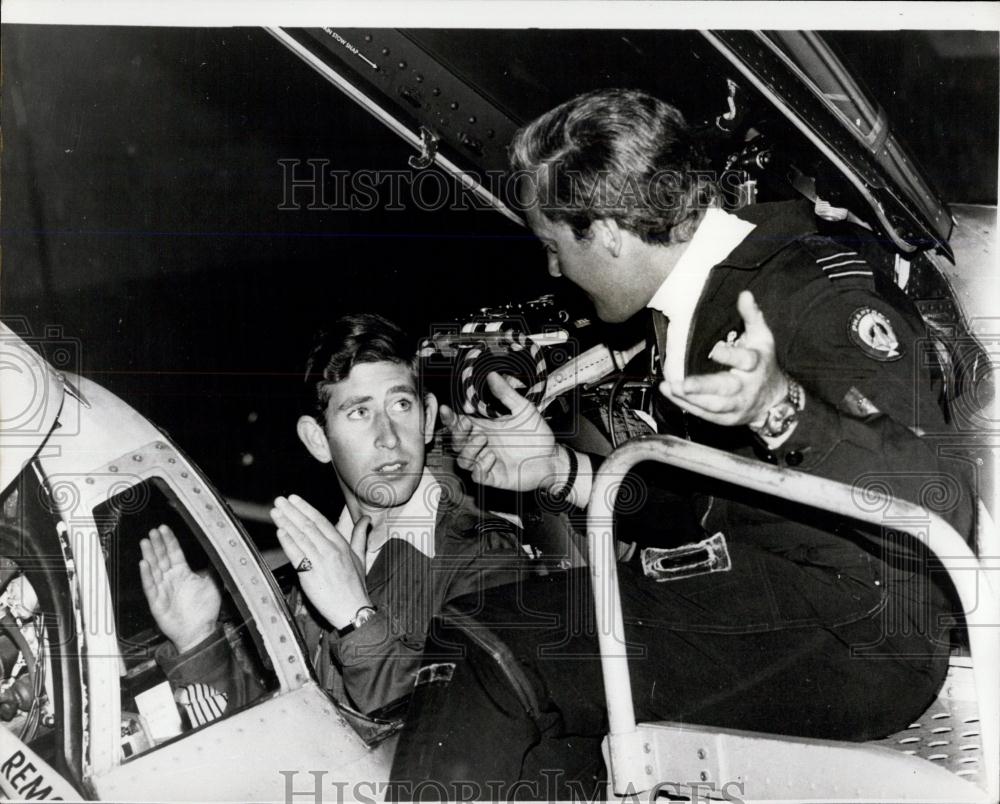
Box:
[296,557,314,573]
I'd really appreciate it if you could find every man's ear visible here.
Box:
[296,415,332,464]
[593,217,623,257]
[422,392,439,445]
[671,208,705,243]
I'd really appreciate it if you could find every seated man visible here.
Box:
[139,313,530,722]
[388,89,976,799]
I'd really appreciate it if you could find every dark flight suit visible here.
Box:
[157,489,530,721]
[389,201,976,801]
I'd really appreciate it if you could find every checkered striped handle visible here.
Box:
[419,327,547,419]
[174,682,229,728]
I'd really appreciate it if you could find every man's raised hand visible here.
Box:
[139,524,222,654]
[270,495,371,630]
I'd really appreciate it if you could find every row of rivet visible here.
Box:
[99,444,300,676]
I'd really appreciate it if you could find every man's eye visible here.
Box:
[347,407,369,420]
[393,398,413,412]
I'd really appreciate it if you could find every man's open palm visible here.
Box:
[139,524,222,653]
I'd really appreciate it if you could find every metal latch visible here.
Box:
[408,126,439,170]
[641,531,732,582]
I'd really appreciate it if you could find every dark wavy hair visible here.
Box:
[302,313,418,423]
[509,88,718,244]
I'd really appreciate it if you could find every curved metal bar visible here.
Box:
[587,434,998,801]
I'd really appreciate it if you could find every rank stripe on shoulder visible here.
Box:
[814,251,873,282]
[826,270,874,279]
[820,258,868,270]
[815,251,859,262]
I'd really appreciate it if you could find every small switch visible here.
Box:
[458,132,483,155]
[398,87,421,108]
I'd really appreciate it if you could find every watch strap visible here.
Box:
[337,605,377,638]
[547,445,579,504]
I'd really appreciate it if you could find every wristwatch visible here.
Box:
[337,605,377,638]
[546,445,579,505]
[751,378,805,439]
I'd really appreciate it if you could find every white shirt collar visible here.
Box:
[335,468,442,572]
[646,208,756,385]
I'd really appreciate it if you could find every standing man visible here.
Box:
[389,89,975,798]
[141,313,529,721]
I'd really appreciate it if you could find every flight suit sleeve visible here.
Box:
[155,627,265,718]
[157,586,326,722]
[771,281,975,540]
[330,606,424,717]
[332,525,529,716]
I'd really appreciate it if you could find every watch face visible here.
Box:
[765,400,799,437]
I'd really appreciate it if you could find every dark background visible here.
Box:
[2,26,997,514]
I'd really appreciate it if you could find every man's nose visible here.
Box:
[374,414,399,449]
[546,252,561,278]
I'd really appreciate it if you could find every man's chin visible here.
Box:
[593,295,649,324]
[356,471,422,509]
[595,304,634,324]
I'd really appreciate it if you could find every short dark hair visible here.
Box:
[302,313,418,422]
[509,88,717,244]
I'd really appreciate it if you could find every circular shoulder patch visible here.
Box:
[848,307,904,362]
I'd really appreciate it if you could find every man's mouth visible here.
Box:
[374,460,408,474]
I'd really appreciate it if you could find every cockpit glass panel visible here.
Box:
[94,477,278,762]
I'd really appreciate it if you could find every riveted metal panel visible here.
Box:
[33,374,315,783]
[92,683,392,801]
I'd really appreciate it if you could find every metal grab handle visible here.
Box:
[586,434,999,801]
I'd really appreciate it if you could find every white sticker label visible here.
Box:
[135,680,183,743]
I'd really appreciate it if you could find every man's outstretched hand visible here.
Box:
[139,524,222,654]
[659,291,789,427]
[440,371,566,493]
